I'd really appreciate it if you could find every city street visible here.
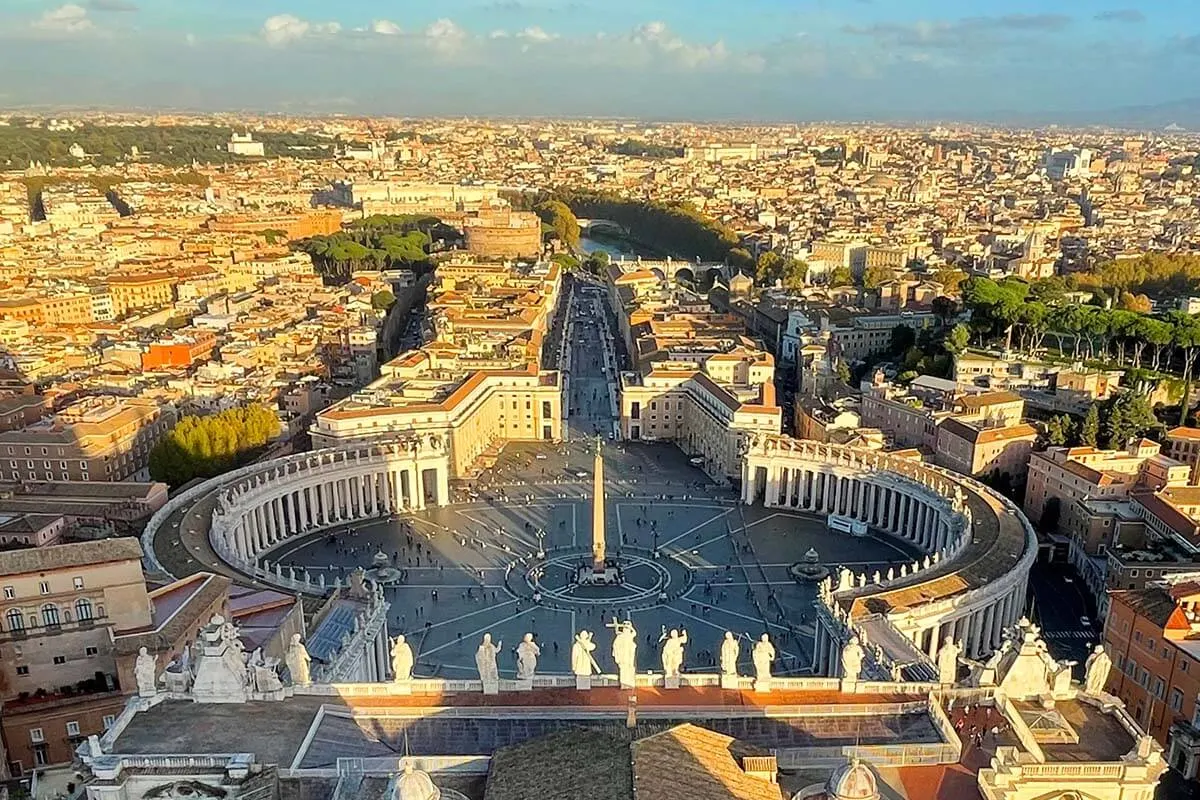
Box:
[1027,561,1100,673]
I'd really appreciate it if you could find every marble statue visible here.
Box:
[571,630,598,677]
[516,633,540,680]
[611,619,638,688]
[752,634,775,683]
[936,638,961,685]
[1084,644,1112,695]
[842,636,864,682]
[476,633,501,685]
[135,647,158,697]
[391,635,414,682]
[348,568,367,599]
[720,632,740,677]
[285,633,312,687]
[660,629,688,679]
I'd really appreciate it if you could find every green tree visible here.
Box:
[1169,310,1200,425]
[889,324,916,356]
[862,264,895,290]
[835,360,852,384]
[1101,392,1160,449]
[943,323,970,355]
[1045,414,1076,446]
[371,290,396,311]
[533,200,580,249]
[932,268,966,294]
[781,259,809,290]
[550,252,580,272]
[149,405,280,487]
[1079,403,1100,447]
[728,248,754,269]
[756,251,783,284]
[828,265,853,287]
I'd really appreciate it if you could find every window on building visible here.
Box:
[5,609,22,632]
[75,598,92,621]
[1172,688,1185,712]
[102,715,115,729]
[85,646,98,656]
[41,604,60,627]
[1154,677,1166,699]
[73,577,84,590]
[39,581,50,595]
[2,586,12,600]
[15,665,28,675]
[29,728,43,743]
[53,656,66,665]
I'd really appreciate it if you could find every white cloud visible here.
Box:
[489,29,510,39]
[623,21,730,70]
[518,26,556,42]
[370,19,401,36]
[261,14,340,47]
[34,4,94,33]
[425,18,466,53]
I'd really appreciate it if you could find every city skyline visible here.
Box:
[1,0,1199,123]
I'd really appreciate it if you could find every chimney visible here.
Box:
[742,756,778,784]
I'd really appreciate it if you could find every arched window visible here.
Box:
[75,598,93,621]
[41,604,60,627]
[5,609,22,632]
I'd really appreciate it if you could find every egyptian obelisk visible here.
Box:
[592,436,606,572]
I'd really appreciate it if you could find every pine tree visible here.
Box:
[1080,404,1100,448]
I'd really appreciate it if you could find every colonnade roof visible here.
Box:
[848,471,1029,619]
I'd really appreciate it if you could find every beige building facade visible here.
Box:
[0,396,177,483]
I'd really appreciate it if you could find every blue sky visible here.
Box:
[0,0,1196,120]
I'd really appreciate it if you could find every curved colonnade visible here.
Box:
[742,437,1037,679]
[143,440,453,593]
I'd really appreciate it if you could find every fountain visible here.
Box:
[789,548,830,582]
[364,550,404,586]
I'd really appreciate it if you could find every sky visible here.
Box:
[0,0,1197,121]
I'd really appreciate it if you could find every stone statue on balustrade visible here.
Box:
[611,619,638,689]
[1084,644,1112,695]
[752,634,775,692]
[285,633,312,687]
[348,568,368,599]
[516,633,540,681]
[571,631,598,682]
[135,647,158,698]
[660,628,688,683]
[841,636,865,683]
[720,632,740,677]
[936,638,961,685]
[476,633,501,693]
[391,635,414,683]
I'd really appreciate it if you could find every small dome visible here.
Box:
[391,763,440,800]
[826,758,879,800]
